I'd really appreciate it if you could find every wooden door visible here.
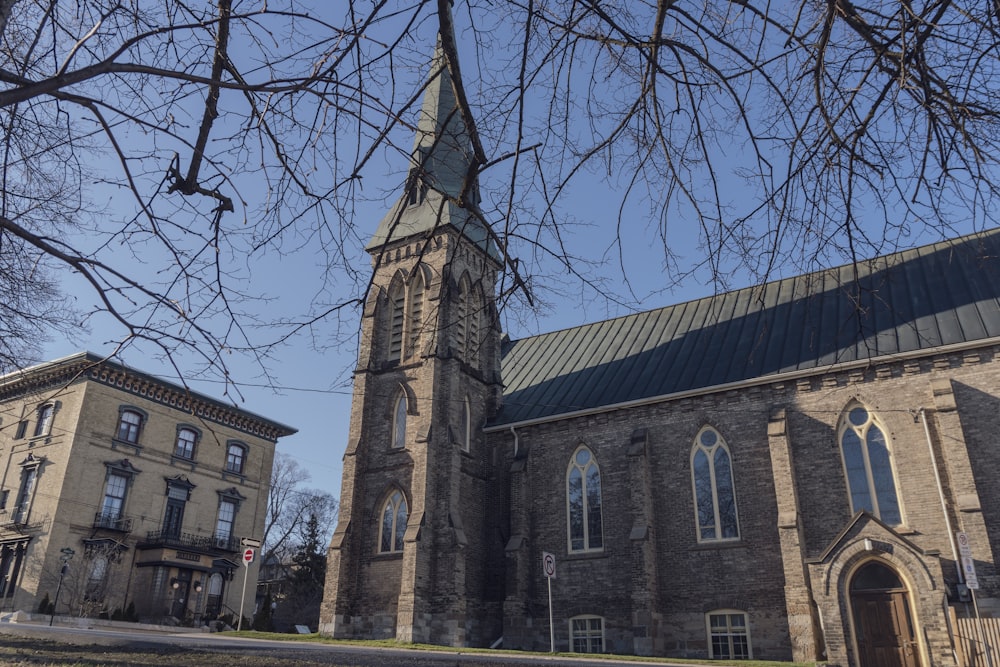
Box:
[851,562,919,667]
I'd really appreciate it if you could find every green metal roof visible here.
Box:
[367,37,497,259]
[492,229,1000,426]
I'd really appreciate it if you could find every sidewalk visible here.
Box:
[0,609,208,634]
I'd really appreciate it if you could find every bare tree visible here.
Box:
[1,0,998,378]
[263,453,337,564]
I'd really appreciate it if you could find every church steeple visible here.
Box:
[367,35,497,259]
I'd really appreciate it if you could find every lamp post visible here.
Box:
[49,548,75,626]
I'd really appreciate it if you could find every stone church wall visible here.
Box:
[489,346,1000,663]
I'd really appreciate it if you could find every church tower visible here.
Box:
[320,33,504,646]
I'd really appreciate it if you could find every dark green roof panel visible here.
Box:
[494,229,1000,426]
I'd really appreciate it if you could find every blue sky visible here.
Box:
[31,3,987,506]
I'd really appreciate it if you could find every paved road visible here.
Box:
[0,622,694,666]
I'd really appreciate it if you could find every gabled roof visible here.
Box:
[492,229,1000,427]
[367,36,497,259]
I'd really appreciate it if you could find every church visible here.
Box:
[319,33,1000,667]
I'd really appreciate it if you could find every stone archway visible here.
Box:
[850,560,920,667]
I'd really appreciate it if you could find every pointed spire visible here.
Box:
[367,33,497,259]
[412,33,475,200]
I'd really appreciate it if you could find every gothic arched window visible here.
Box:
[387,279,405,362]
[691,427,740,542]
[839,403,902,524]
[460,396,471,452]
[454,277,469,359]
[567,446,603,552]
[465,288,481,367]
[379,489,408,553]
[407,271,425,357]
[391,392,407,449]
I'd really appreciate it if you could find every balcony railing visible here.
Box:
[93,512,133,532]
[140,529,238,553]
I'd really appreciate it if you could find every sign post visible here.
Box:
[237,547,255,631]
[49,548,74,627]
[542,551,556,653]
[956,532,993,667]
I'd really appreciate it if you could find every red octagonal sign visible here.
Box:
[243,547,255,566]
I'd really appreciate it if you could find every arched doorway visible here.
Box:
[850,561,920,667]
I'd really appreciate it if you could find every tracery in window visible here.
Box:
[567,445,603,552]
[691,427,739,541]
[379,489,408,553]
[392,392,407,449]
[839,403,902,525]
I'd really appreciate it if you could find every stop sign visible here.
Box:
[242,547,255,566]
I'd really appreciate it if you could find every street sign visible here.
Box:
[957,531,973,557]
[542,551,556,579]
[240,537,262,549]
[242,548,255,567]
[962,555,980,590]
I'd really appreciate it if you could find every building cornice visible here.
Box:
[0,352,296,442]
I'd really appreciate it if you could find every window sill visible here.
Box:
[564,549,607,561]
[111,439,143,454]
[171,456,197,471]
[689,539,745,551]
[221,470,246,484]
[373,551,404,561]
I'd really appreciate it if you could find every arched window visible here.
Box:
[839,403,902,524]
[387,280,405,362]
[116,409,143,444]
[460,396,471,452]
[379,489,408,553]
[407,271,424,357]
[454,278,469,358]
[453,277,481,367]
[392,393,407,449]
[225,442,248,474]
[33,404,54,438]
[691,427,739,541]
[205,572,224,616]
[567,446,603,552]
[465,289,481,367]
[174,427,198,459]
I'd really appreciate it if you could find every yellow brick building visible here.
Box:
[0,352,294,624]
